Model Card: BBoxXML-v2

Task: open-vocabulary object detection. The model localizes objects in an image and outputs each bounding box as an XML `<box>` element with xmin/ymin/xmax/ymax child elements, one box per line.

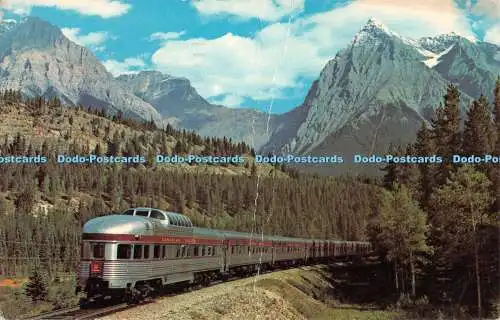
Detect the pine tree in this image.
<box><xmin>381</xmin><ymin>144</ymin><xmax>405</xmax><ymax>190</ymax></box>
<box><xmin>25</xmin><ymin>269</ymin><xmax>48</xmax><ymax>302</ymax></box>
<box><xmin>414</xmin><ymin>122</ymin><xmax>436</xmax><ymax>207</ymax></box>
<box><xmin>430</xmin><ymin>165</ymin><xmax>493</xmax><ymax>317</ymax></box>
<box><xmin>493</xmin><ymin>78</ymin><xmax>500</xmax><ymax>211</ymax></box>
<box><xmin>463</xmin><ymin>95</ymin><xmax>493</xmax><ymax>157</ymax></box>
<box><xmin>432</xmin><ymin>84</ymin><xmax>462</xmax><ymax>186</ymax></box>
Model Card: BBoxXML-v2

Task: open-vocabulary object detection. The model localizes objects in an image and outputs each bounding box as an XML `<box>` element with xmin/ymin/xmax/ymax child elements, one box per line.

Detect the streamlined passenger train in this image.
<box><xmin>77</xmin><ymin>208</ymin><xmax>371</xmax><ymax>303</ymax></box>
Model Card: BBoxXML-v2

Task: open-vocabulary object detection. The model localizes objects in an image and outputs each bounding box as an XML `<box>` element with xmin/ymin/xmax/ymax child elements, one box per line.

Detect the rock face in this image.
<box><xmin>117</xmin><ymin>71</ymin><xmax>275</xmax><ymax>150</ymax></box>
<box><xmin>2</xmin><ymin>16</ymin><xmax>499</xmax><ymax>168</ymax></box>
<box><xmin>0</xmin><ymin>17</ymin><xmax>163</xmax><ymax>124</ymax></box>
<box><xmin>262</xmin><ymin>18</ymin><xmax>500</xmax><ymax>175</ymax></box>
<box><xmin>0</xmin><ymin>17</ymin><xmax>275</xmax><ymax>150</ymax></box>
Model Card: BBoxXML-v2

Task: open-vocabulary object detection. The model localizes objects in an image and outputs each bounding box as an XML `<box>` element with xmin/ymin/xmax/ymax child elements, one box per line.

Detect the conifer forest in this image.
<box><xmin>0</xmin><ymin>80</ymin><xmax>499</xmax><ymax>319</ymax></box>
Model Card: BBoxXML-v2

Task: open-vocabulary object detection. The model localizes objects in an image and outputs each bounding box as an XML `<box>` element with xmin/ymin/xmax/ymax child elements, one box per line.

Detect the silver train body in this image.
<box><xmin>77</xmin><ymin>208</ymin><xmax>371</xmax><ymax>299</ymax></box>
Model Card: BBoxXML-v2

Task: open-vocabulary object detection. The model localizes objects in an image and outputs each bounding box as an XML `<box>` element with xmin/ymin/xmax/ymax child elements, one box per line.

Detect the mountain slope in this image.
<box><xmin>262</xmin><ymin>18</ymin><xmax>499</xmax><ymax>175</ymax></box>
<box><xmin>118</xmin><ymin>71</ymin><xmax>276</xmax><ymax>150</ymax></box>
<box><xmin>0</xmin><ymin>17</ymin><xmax>164</xmax><ymax>125</ymax></box>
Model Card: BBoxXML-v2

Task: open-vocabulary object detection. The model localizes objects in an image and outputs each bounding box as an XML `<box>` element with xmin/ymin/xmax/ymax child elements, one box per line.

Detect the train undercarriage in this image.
<box><xmin>77</xmin><ymin>255</ymin><xmax>356</xmax><ymax>307</ymax></box>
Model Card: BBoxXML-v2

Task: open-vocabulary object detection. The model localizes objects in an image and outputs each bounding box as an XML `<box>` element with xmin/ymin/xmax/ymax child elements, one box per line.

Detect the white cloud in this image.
<box><xmin>484</xmin><ymin>23</ymin><xmax>500</xmax><ymax>45</ymax></box>
<box><xmin>103</xmin><ymin>57</ymin><xmax>147</xmax><ymax>76</ymax></box>
<box><xmin>190</xmin><ymin>0</ymin><xmax>305</xmax><ymax>21</ymax></box>
<box><xmin>149</xmin><ymin>0</ymin><xmax>474</xmax><ymax>106</ymax></box>
<box><xmin>151</xmin><ymin>26</ymin><xmax>323</xmax><ymax>103</ymax></box>
<box><xmin>472</xmin><ymin>0</ymin><xmax>500</xmax><ymax>19</ymax></box>
<box><xmin>210</xmin><ymin>94</ymin><xmax>245</xmax><ymax>108</ymax></box>
<box><xmin>61</xmin><ymin>27</ymin><xmax>111</xmax><ymax>52</ymax></box>
<box><xmin>3</xmin><ymin>0</ymin><xmax>130</xmax><ymax>18</ymax></box>
<box><xmin>148</xmin><ymin>31</ymin><xmax>186</xmax><ymax>42</ymax></box>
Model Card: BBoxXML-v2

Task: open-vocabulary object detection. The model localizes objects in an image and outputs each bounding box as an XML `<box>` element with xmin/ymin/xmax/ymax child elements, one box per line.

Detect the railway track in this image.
<box><xmin>21</xmin><ymin>269</ymin><xmax>276</xmax><ymax>320</ymax></box>
<box><xmin>21</xmin><ymin>261</ymin><xmax>360</xmax><ymax>320</ymax></box>
<box><xmin>22</xmin><ymin>302</ymin><xmax>139</xmax><ymax>320</ymax></box>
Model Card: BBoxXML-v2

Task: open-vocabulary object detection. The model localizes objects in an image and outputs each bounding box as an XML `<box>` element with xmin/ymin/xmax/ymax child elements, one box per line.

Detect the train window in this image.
<box><xmin>136</xmin><ymin>210</ymin><xmax>149</xmax><ymax>217</ymax></box>
<box><xmin>123</xmin><ymin>209</ymin><xmax>135</xmax><ymax>215</ymax></box>
<box><xmin>162</xmin><ymin>245</ymin><xmax>167</xmax><ymax>259</ymax></box>
<box><xmin>212</xmin><ymin>247</ymin><xmax>216</xmax><ymax>256</ymax></box>
<box><xmin>144</xmin><ymin>245</ymin><xmax>150</xmax><ymax>259</ymax></box>
<box><xmin>201</xmin><ymin>246</ymin><xmax>206</xmax><ymax>256</ymax></box>
<box><xmin>91</xmin><ymin>243</ymin><xmax>105</xmax><ymax>259</ymax></box>
<box><xmin>134</xmin><ymin>245</ymin><xmax>143</xmax><ymax>259</ymax></box>
<box><xmin>231</xmin><ymin>246</ymin><xmax>235</xmax><ymax>254</ymax></box>
<box><xmin>182</xmin><ymin>245</ymin><xmax>187</xmax><ymax>258</ymax></box>
<box><xmin>117</xmin><ymin>244</ymin><xmax>131</xmax><ymax>259</ymax></box>
<box><xmin>176</xmin><ymin>246</ymin><xmax>181</xmax><ymax>258</ymax></box>
<box><xmin>154</xmin><ymin>245</ymin><xmax>161</xmax><ymax>258</ymax></box>
<box><xmin>150</xmin><ymin>210</ymin><xmax>165</xmax><ymax>220</ymax></box>
<box><xmin>194</xmin><ymin>246</ymin><xmax>199</xmax><ymax>256</ymax></box>
<box><xmin>207</xmin><ymin>246</ymin><xmax>212</xmax><ymax>256</ymax></box>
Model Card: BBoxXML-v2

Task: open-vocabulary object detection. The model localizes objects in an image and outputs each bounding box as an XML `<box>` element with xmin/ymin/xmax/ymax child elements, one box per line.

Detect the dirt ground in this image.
<box><xmin>98</xmin><ymin>265</ymin><xmax>400</xmax><ymax>320</ymax></box>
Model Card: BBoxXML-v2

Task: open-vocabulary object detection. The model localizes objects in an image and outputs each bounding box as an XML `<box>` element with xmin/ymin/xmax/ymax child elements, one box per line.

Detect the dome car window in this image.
<box><xmin>135</xmin><ymin>210</ymin><xmax>149</xmax><ymax>217</ymax></box>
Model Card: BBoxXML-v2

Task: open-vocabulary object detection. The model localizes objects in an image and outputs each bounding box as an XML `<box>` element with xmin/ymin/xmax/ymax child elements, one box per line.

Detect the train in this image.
<box><xmin>76</xmin><ymin>207</ymin><xmax>372</xmax><ymax>304</ymax></box>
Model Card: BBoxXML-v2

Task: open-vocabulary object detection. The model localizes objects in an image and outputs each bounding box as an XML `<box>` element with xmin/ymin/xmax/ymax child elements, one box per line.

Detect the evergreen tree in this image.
<box><xmin>430</xmin><ymin>165</ymin><xmax>493</xmax><ymax>317</ymax></box>
<box><xmin>381</xmin><ymin>144</ymin><xmax>403</xmax><ymax>190</ymax></box>
<box><xmin>432</xmin><ymin>84</ymin><xmax>462</xmax><ymax>186</ymax></box>
<box><xmin>414</xmin><ymin>122</ymin><xmax>436</xmax><ymax>207</ymax></box>
<box><xmin>463</xmin><ymin>95</ymin><xmax>494</xmax><ymax>157</ymax></box>
<box><xmin>493</xmin><ymin>78</ymin><xmax>500</xmax><ymax>211</ymax></box>
<box><xmin>24</xmin><ymin>269</ymin><xmax>48</xmax><ymax>302</ymax></box>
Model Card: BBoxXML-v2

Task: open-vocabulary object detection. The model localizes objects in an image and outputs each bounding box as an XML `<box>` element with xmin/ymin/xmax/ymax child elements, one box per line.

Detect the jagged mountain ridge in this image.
<box><xmin>262</xmin><ymin>18</ymin><xmax>500</xmax><ymax>175</ymax></box>
<box><xmin>0</xmin><ymin>17</ymin><xmax>274</xmax><ymax>149</ymax></box>
<box><xmin>1</xmin><ymin>16</ymin><xmax>499</xmax><ymax>170</ymax></box>
<box><xmin>0</xmin><ymin>16</ymin><xmax>164</xmax><ymax>124</ymax></box>
<box><xmin>117</xmin><ymin>71</ymin><xmax>275</xmax><ymax>150</ymax></box>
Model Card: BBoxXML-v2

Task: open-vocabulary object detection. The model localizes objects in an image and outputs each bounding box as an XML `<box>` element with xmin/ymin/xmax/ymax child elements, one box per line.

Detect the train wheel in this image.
<box><xmin>79</xmin><ymin>297</ymin><xmax>91</xmax><ymax>309</ymax></box>
<box><xmin>125</xmin><ymin>288</ymin><xmax>142</xmax><ymax>305</ymax></box>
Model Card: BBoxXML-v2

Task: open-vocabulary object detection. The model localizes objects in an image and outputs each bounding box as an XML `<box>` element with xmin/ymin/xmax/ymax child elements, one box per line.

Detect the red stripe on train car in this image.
<box><xmin>273</xmin><ymin>242</ymin><xmax>306</xmax><ymax>247</ymax></box>
<box><xmin>227</xmin><ymin>240</ymin><xmax>273</xmax><ymax>246</ymax></box>
<box><xmin>82</xmin><ymin>233</ymin><xmax>223</xmax><ymax>245</ymax></box>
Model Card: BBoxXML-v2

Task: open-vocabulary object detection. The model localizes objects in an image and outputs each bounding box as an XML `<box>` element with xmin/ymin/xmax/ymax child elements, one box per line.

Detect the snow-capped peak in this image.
<box><xmin>0</xmin><ymin>18</ymin><xmax>18</xmax><ymax>33</ymax></box>
<box><xmin>366</xmin><ymin>17</ymin><xmax>387</xmax><ymax>30</ymax></box>
<box><xmin>419</xmin><ymin>32</ymin><xmax>478</xmax><ymax>53</ymax></box>
<box><xmin>422</xmin><ymin>44</ymin><xmax>455</xmax><ymax>68</ymax></box>
<box><xmin>1</xmin><ymin>19</ymin><xmax>18</xmax><ymax>24</ymax></box>
<box><xmin>352</xmin><ymin>17</ymin><xmax>397</xmax><ymax>45</ymax></box>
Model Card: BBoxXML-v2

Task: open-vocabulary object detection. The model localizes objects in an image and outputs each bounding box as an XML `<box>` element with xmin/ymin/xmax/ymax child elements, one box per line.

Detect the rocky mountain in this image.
<box><xmin>262</xmin><ymin>18</ymin><xmax>500</xmax><ymax>175</ymax></box>
<box><xmin>117</xmin><ymin>71</ymin><xmax>275</xmax><ymax>150</ymax></box>
<box><xmin>0</xmin><ymin>17</ymin><xmax>274</xmax><ymax>150</ymax></box>
<box><xmin>0</xmin><ymin>16</ymin><xmax>164</xmax><ymax>124</ymax></box>
<box><xmin>2</xmin><ymin>16</ymin><xmax>499</xmax><ymax>173</ymax></box>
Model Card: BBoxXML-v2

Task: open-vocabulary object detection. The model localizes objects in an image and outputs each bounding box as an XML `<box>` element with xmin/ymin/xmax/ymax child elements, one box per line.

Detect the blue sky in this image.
<box><xmin>1</xmin><ymin>0</ymin><xmax>500</xmax><ymax>114</ymax></box>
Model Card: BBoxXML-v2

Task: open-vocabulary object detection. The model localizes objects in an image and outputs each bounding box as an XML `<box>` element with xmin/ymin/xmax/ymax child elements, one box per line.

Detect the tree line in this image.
<box><xmin>371</xmin><ymin>80</ymin><xmax>500</xmax><ymax>318</ymax></box>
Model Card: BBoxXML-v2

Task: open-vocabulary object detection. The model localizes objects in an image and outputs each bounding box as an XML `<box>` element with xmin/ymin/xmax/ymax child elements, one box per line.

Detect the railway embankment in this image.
<box><xmin>99</xmin><ymin>262</ymin><xmax>402</xmax><ymax>320</ymax></box>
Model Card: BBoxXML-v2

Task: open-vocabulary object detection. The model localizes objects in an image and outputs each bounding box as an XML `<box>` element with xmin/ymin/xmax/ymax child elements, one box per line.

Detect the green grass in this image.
<box><xmin>312</xmin><ymin>305</ymin><xmax>400</xmax><ymax>320</ymax></box>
